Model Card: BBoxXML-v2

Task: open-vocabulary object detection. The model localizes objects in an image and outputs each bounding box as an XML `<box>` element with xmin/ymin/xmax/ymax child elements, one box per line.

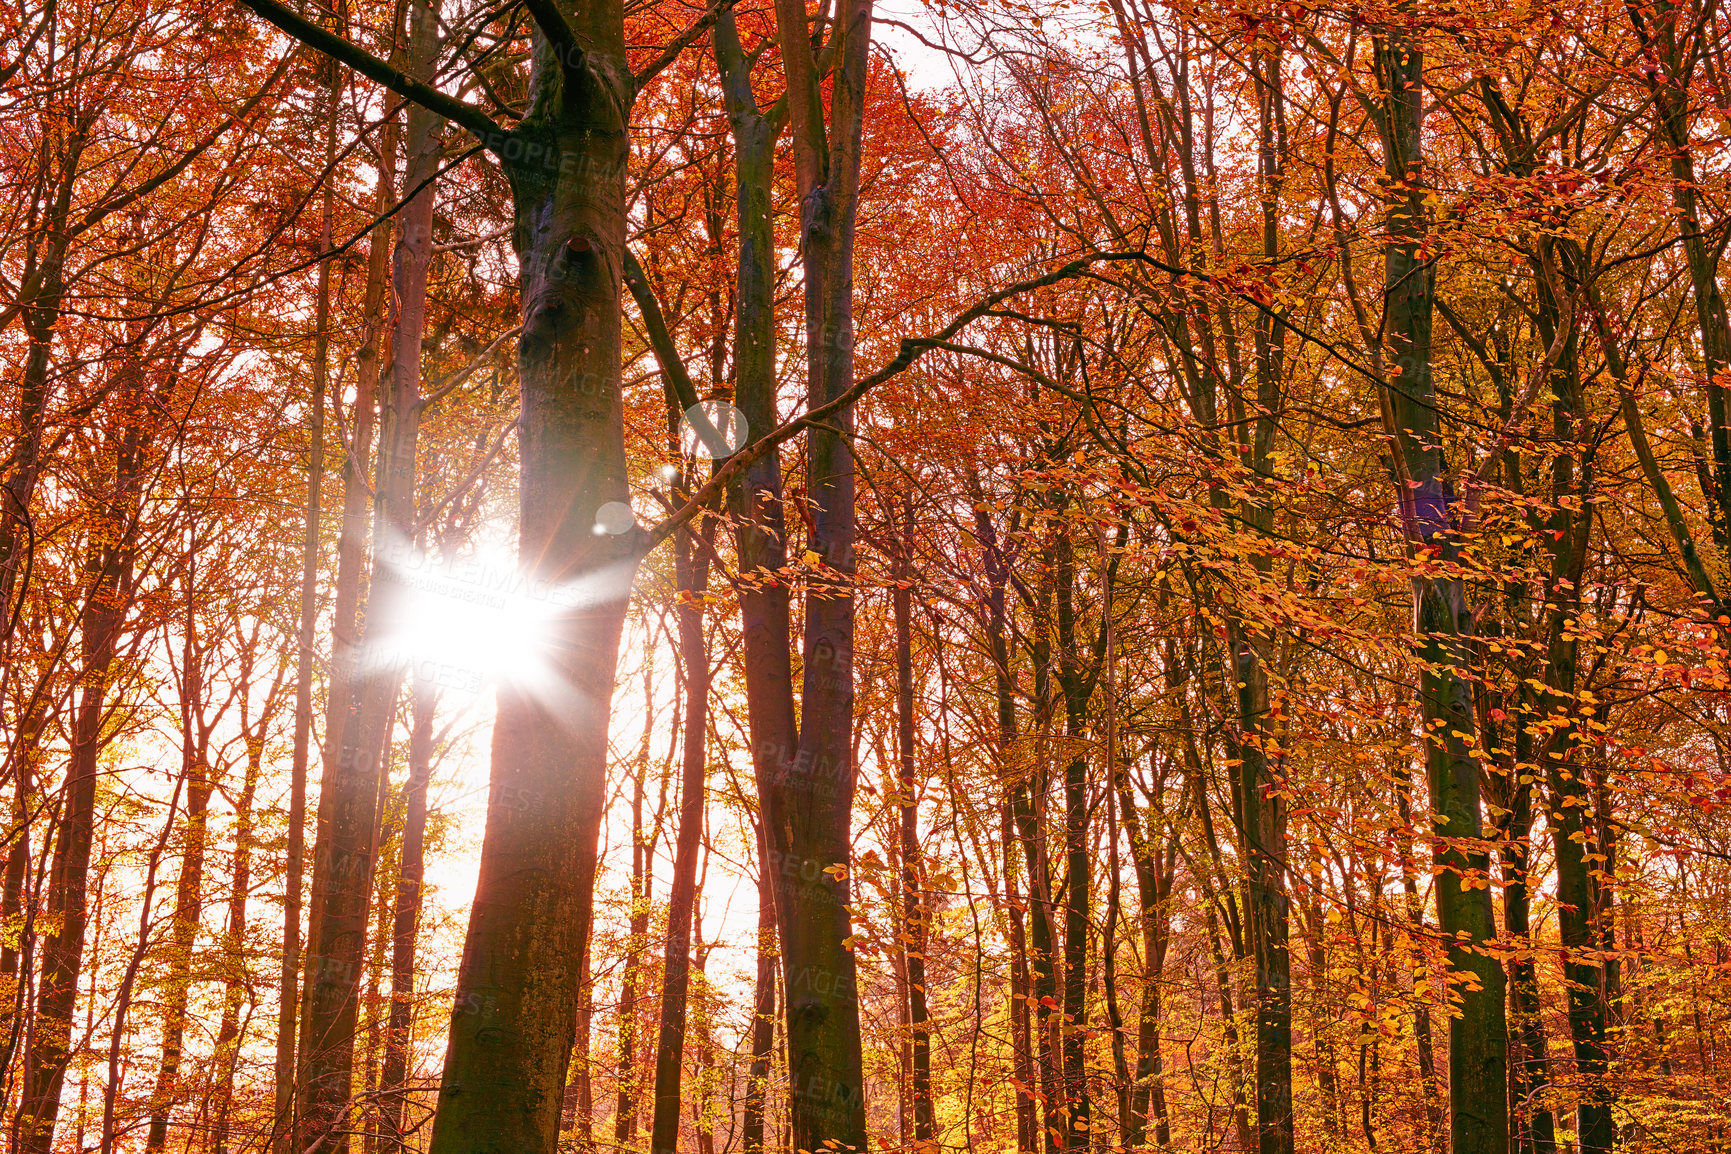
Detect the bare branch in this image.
<box><xmin>235</xmin><ymin>0</ymin><xmax>510</xmax><ymax>149</ymax></box>
<box><xmin>632</xmin><ymin>0</ymin><xmax>727</xmax><ymax>92</ymax></box>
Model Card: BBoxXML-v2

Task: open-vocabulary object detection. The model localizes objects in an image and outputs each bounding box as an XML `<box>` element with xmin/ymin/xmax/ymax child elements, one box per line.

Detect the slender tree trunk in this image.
<box><xmin>648</xmin><ymin>517</ymin><xmax>713</xmax><ymax>1154</ymax></box>
<box><xmin>972</xmin><ymin>495</ymin><xmax>1037</xmax><ymax>1154</ymax></box>
<box><xmin>0</xmin><ymin>99</ymin><xmax>85</xmax><ymax>1142</ymax></box>
<box><xmin>893</xmin><ymin>500</ymin><xmax>933</xmax><ymax>1148</ymax></box>
<box><xmin>618</xmin><ymin>673</ymin><xmax>654</xmax><ymax>1151</ymax></box>
<box><xmin>0</xmin><ymin>126</ymin><xmax>86</xmax><ymax>647</ymax></box>
<box><xmin>743</xmin><ymin>819</ymin><xmax>777</xmax><ymax>1154</ymax></box>
<box><xmin>98</xmin><ymin>755</ymin><xmax>186</xmax><ymax>1154</ymax></box>
<box><xmin>1494</xmin><ymin>708</ymin><xmax>1555</xmax><ymax>1154</ymax></box>
<box><xmin>144</xmin><ymin>609</ymin><xmax>219</xmax><ymax>1151</ymax></box>
<box><xmin>1393</xmin><ymin>761</ymin><xmax>1445</xmax><ymax>1152</ymax></box>
<box><xmin>1019</xmin><ymin>579</ymin><xmax>1064</xmax><ymax>1154</ymax></box>
<box><xmin>561</xmin><ymin>949</ymin><xmax>596</xmax><ymax>1146</ymax></box>
<box><xmin>1117</xmin><ymin>752</ymin><xmax>1175</xmax><ymax>1151</ymax></box>
<box><xmin>214</xmin><ymin>691</ymin><xmax>270</xmax><ymax>1153</ymax></box>
<box><xmin>1633</xmin><ymin>0</ymin><xmax>1731</xmax><ymax>547</ymax></box>
<box><xmin>277</xmin><ymin>40</ymin><xmax>360</xmax><ymax>1151</ymax></box>
<box><xmin>297</xmin><ymin>0</ymin><xmax>439</xmax><ymax>1141</ymax></box>
<box><xmin>1177</xmin><ymin>686</ymin><xmax>1253</xmax><ymax>1154</ymax></box>
<box><xmin>692</xmin><ymin>943</ymin><xmax>717</xmax><ymax>1154</ymax></box>
<box><xmin>1049</xmin><ymin>527</ymin><xmax>1091</xmax><ymax>1154</ymax></box>
<box><xmin>0</xmin><ymin>699</ymin><xmax>42</xmax><ymax>1080</ymax></box>
<box><xmin>379</xmin><ymin>677</ymin><xmax>437</xmax><ymax>1147</ymax></box>
<box><xmin>16</xmin><ymin>360</ymin><xmax>150</xmax><ymax>1154</ymax></box>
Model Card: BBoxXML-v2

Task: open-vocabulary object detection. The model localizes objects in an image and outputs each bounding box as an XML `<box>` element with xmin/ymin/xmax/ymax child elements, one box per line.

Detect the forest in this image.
<box><xmin>4</xmin><ymin>0</ymin><xmax>1731</xmax><ymax>1150</ymax></box>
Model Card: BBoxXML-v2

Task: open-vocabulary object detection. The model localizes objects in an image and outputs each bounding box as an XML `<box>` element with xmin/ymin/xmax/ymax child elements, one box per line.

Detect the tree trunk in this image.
<box><xmin>744</xmin><ymin>826</ymin><xmax>778</xmax><ymax>1154</ymax></box>
<box><xmin>971</xmin><ymin>494</ymin><xmax>1037</xmax><ymax>1154</ymax></box>
<box><xmin>617</xmin><ymin>668</ymin><xmax>655</xmax><ymax>1150</ymax></box>
<box><xmin>16</xmin><ymin>352</ymin><xmax>151</xmax><ymax>1154</ymax></box>
<box><xmin>1393</xmin><ymin>759</ymin><xmax>1445</xmax><ymax>1152</ymax></box>
<box><xmin>893</xmin><ymin>499</ymin><xmax>934</xmax><ymax>1149</ymax></box>
<box><xmin>296</xmin><ymin>1</ymin><xmax>439</xmax><ymax>1130</ymax></box>
<box><xmin>648</xmin><ymin>514</ymin><xmax>713</xmax><ymax>1154</ymax></box>
<box><xmin>277</xmin><ymin>38</ymin><xmax>369</xmax><ymax>1151</ymax></box>
<box><xmin>214</xmin><ymin>683</ymin><xmax>270</xmax><ymax>1154</ymax></box>
<box><xmin>0</xmin><ymin>698</ymin><xmax>42</xmax><ymax>1082</ymax></box>
<box><xmin>144</xmin><ymin>608</ymin><xmax>219</xmax><ymax>1151</ymax></box>
<box><xmin>1491</xmin><ymin>706</ymin><xmax>1555</xmax><ymax>1154</ymax></box>
<box><xmin>1377</xmin><ymin>30</ymin><xmax>1509</xmax><ymax>1153</ymax></box>
<box><xmin>754</xmin><ymin>0</ymin><xmax>875</xmax><ymax>1144</ymax></box>
<box><xmin>715</xmin><ymin>15</ymin><xmax>802</xmax><ymax>1154</ymax></box>
<box><xmin>561</xmin><ymin>948</ymin><xmax>596</xmax><ymax>1146</ymax></box>
<box><xmin>1051</xmin><ymin>528</ymin><xmax>1091</xmax><ymax>1154</ymax></box>
<box><xmin>380</xmin><ymin>677</ymin><xmax>438</xmax><ymax>1147</ymax></box>
<box><xmin>426</xmin><ymin>6</ymin><xmax>636</xmax><ymax>1147</ymax></box>
<box><xmin>1117</xmin><ymin>752</ymin><xmax>1176</xmax><ymax>1150</ymax></box>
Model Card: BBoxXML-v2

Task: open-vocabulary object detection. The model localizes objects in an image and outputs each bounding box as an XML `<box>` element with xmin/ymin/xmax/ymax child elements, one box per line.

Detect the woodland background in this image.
<box><xmin>2</xmin><ymin>0</ymin><xmax>1730</xmax><ymax>1151</ymax></box>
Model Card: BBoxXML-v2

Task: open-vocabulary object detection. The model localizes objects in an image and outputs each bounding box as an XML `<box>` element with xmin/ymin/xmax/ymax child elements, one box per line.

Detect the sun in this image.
<box><xmin>368</xmin><ymin>542</ymin><xmax>566</xmax><ymax>696</ymax></box>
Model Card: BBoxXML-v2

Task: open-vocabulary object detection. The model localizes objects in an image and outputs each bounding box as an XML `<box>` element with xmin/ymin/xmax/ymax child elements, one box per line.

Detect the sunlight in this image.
<box><xmin>369</xmin><ymin>542</ymin><xmax>567</xmax><ymax>697</ymax></box>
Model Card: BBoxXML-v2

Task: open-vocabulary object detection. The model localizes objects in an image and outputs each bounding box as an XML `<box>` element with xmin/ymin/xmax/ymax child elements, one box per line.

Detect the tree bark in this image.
<box><xmin>296</xmin><ymin>0</ymin><xmax>440</xmax><ymax>1136</ymax></box>
<box><xmin>144</xmin><ymin>601</ymin><xmax>220</xmax><ymax>1150</ymax></box>
<box><xmin>1376</xmin><ymin>29</ymin><xmax>1509</xmax><ymax>1153</ymax></box>
<box><xmin>426</xmin><ymin>4</ymin><xmax>636</xmax><ymax>1147</ymax></box>
<box><xmin>275</xmin><ymin>36</ymin><xmax>341</xmax><ymax>1154</ymax></box>
<box><xmin>754</xmin><ymin>0</ymin><xmax>875</xmax><ymax>1143</ymax></box>
<box><xmin>893</xmin><ymin>501</ymin><xmax>933</xmax><ymax>1148</ymax></box>
<box><xmin>380</xmin><ymin>677</ymin><xmax>438</xmax><ymax>1147</ymax></box>
<box><xmin>648</xmin><ymin>511</ymin><xmax>713</xmax><ymax>1154</ymax></box>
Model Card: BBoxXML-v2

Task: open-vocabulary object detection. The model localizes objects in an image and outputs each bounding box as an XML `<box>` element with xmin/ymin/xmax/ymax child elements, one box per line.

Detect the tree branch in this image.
<box><xmin>236</xmin><ymin>0</ymin><xmax>510</xmax><ymax>149</ymax></box>
<box><xmin>521</xmin><ymin>0</ymin><xmax>585</xmax><ymax>75</ymax></box>
<box><xmin>632</xmin><ymin>0</ymin><xmax>727</xmax><ymax>92</ymax></box>
<box><xmin>642</xmin><ymin>251</ymin><xmax>1149</xmax><ymax>552</ymax></box>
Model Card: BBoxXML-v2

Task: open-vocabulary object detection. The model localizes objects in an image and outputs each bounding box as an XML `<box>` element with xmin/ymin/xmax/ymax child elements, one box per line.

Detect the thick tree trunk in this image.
<box><xmin>756</xmin><ymin>0</ymin><xmax>874</xmax><ymax>1144</ymax></box>
<box><xmin>426</xmin><ymin>7</ymin><xmax>635</xmax><ymax>1147</ymax></box>
<box><xmin>716</xmin><ymin>18</ymin><xmax>799</xmax><ymax>1154</ymax></box>
<box><xmin>1377</xmin><ymin>30</ymin><xmax>1509</xmax><ymax>1154</ymax></box>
